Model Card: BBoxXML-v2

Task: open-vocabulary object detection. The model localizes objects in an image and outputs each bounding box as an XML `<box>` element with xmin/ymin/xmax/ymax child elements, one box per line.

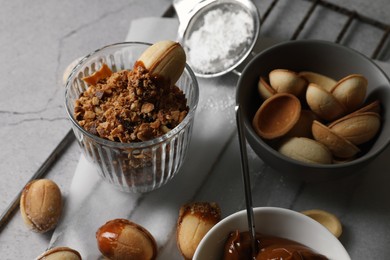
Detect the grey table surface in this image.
<box><xmin>1</xmin><ymin>0</ymin><xmax>390</xmax><ymax>259</ymax></box>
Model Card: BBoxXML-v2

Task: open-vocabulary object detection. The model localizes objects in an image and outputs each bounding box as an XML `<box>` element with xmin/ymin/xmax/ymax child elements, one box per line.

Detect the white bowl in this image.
<box><xmin>193</xmin><ymin>207</ymin><xmax>350</xmax><ymax>260</ymax></box>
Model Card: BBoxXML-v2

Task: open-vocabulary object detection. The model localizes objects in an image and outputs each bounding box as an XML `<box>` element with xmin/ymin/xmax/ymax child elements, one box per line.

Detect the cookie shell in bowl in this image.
<box><xmin>252</xmin><ymin>93</ymin><xmax>301</xmax><ymax>140</ymax></box>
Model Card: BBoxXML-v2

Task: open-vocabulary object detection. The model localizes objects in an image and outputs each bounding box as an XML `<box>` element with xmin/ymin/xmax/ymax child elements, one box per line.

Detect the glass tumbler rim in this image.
<box><xmin>65</xmin><ymin>41</ymin><xmax>199</xmax><ymax>149</ymax></box>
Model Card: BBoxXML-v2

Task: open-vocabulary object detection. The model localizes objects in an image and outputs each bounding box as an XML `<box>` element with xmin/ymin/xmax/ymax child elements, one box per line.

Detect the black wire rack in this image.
<box><xmin>261</xmin><ymin>0</ymin><xmax>390</xmax><ymax>60</ymax></box>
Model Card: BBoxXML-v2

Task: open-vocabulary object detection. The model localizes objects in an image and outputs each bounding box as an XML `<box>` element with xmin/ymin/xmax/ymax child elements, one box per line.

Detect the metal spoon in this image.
<box><xmin>235</xmin><ymin>105</ymin><xmax>257</xmax><ymax>259</ymax></box>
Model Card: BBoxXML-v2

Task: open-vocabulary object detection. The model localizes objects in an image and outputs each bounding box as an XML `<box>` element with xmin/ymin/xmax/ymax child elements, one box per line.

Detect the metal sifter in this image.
<box><xmin>173</xmin><ymin>0</ymin><xmax>260</xmax><ymax>78</ymax></box>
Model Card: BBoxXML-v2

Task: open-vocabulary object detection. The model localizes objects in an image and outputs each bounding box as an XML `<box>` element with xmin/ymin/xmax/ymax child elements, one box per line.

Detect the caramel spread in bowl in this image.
<box><xmin>74</xmin><ymin>63</ymin><xmax>188</xmax><ymax>143</ymax></box>
<box><xmin>223</xmin><ymin>231</ymin><xmax>328</xmax><ymax>260</ymax></box>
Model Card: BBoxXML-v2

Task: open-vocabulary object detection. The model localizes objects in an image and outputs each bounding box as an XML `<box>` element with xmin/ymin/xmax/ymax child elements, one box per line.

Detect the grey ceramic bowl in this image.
<box><xmin>236</xmin><ymin>40</ymin><xmax>390</xmax><ymax>182</ymax></box>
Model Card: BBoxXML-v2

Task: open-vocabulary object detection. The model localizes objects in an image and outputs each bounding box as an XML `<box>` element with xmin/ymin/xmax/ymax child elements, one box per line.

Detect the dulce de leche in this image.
<box><xmin>223</xmin><ymin>230</ymin><xmax>328</xmax><ymax>260</ymax></box>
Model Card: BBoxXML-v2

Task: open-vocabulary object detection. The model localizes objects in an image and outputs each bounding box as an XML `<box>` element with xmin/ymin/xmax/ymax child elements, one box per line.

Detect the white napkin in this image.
<box><xmin>49</xmin><ymin>17</ymin><xmax>239</xmax><ymax>259</ymax></box>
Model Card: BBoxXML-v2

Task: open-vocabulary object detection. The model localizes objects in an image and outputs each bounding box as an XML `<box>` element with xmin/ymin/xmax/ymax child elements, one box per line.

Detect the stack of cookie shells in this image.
<box><xmin>253</xmin><ymin>69</ymin><xmax>381</xmax><ymax>164</ymax></box>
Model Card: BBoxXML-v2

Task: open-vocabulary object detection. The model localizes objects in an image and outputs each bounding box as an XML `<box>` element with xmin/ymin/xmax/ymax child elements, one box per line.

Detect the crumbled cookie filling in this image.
<box><xmin>74</xmin><ymin>65</ymin><xmax>188</xmax><ymax>142</ymax></box>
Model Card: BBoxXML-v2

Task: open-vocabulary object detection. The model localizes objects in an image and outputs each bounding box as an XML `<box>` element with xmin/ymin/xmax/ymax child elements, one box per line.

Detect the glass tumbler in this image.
<box><xmin>65</xmin><ymin>42</ymin><xmax>199</xmax><ymax>193</ymax></box>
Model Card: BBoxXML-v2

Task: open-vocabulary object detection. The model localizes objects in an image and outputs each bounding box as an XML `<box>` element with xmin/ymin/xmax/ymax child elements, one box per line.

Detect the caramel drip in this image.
<box><xmin>96</xmin><ymin>219</ymin><xmax>126</xmax><ymax>258</ymax></box>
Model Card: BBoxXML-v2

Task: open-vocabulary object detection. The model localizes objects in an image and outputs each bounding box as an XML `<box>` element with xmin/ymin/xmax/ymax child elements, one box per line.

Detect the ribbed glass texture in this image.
<box><xmin>65</xmin><ymin>42</ymin><xmax>199</xmax><ymax>193</ymax></box>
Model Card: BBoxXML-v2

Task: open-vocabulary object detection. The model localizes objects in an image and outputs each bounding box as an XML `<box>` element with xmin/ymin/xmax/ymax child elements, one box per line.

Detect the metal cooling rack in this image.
<box><xmin>261</xmin><ymin>0</ymin><xmax>390</xmax><ymax>59</ymax></box>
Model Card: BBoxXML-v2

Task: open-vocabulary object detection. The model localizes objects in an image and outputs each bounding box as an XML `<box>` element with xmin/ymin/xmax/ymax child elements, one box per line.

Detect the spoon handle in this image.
<box><xmin>235</xmin><ymin>105</ymin><xmax>257</xmax><ymax>259</ymax></box>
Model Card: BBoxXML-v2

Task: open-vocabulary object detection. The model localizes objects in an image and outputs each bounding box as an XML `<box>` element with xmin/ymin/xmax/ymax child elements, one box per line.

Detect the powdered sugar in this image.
<box><xmin>185</xmin><ymin>7</ymin><xmax>255</xmax><ymax>75</ymax></box>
